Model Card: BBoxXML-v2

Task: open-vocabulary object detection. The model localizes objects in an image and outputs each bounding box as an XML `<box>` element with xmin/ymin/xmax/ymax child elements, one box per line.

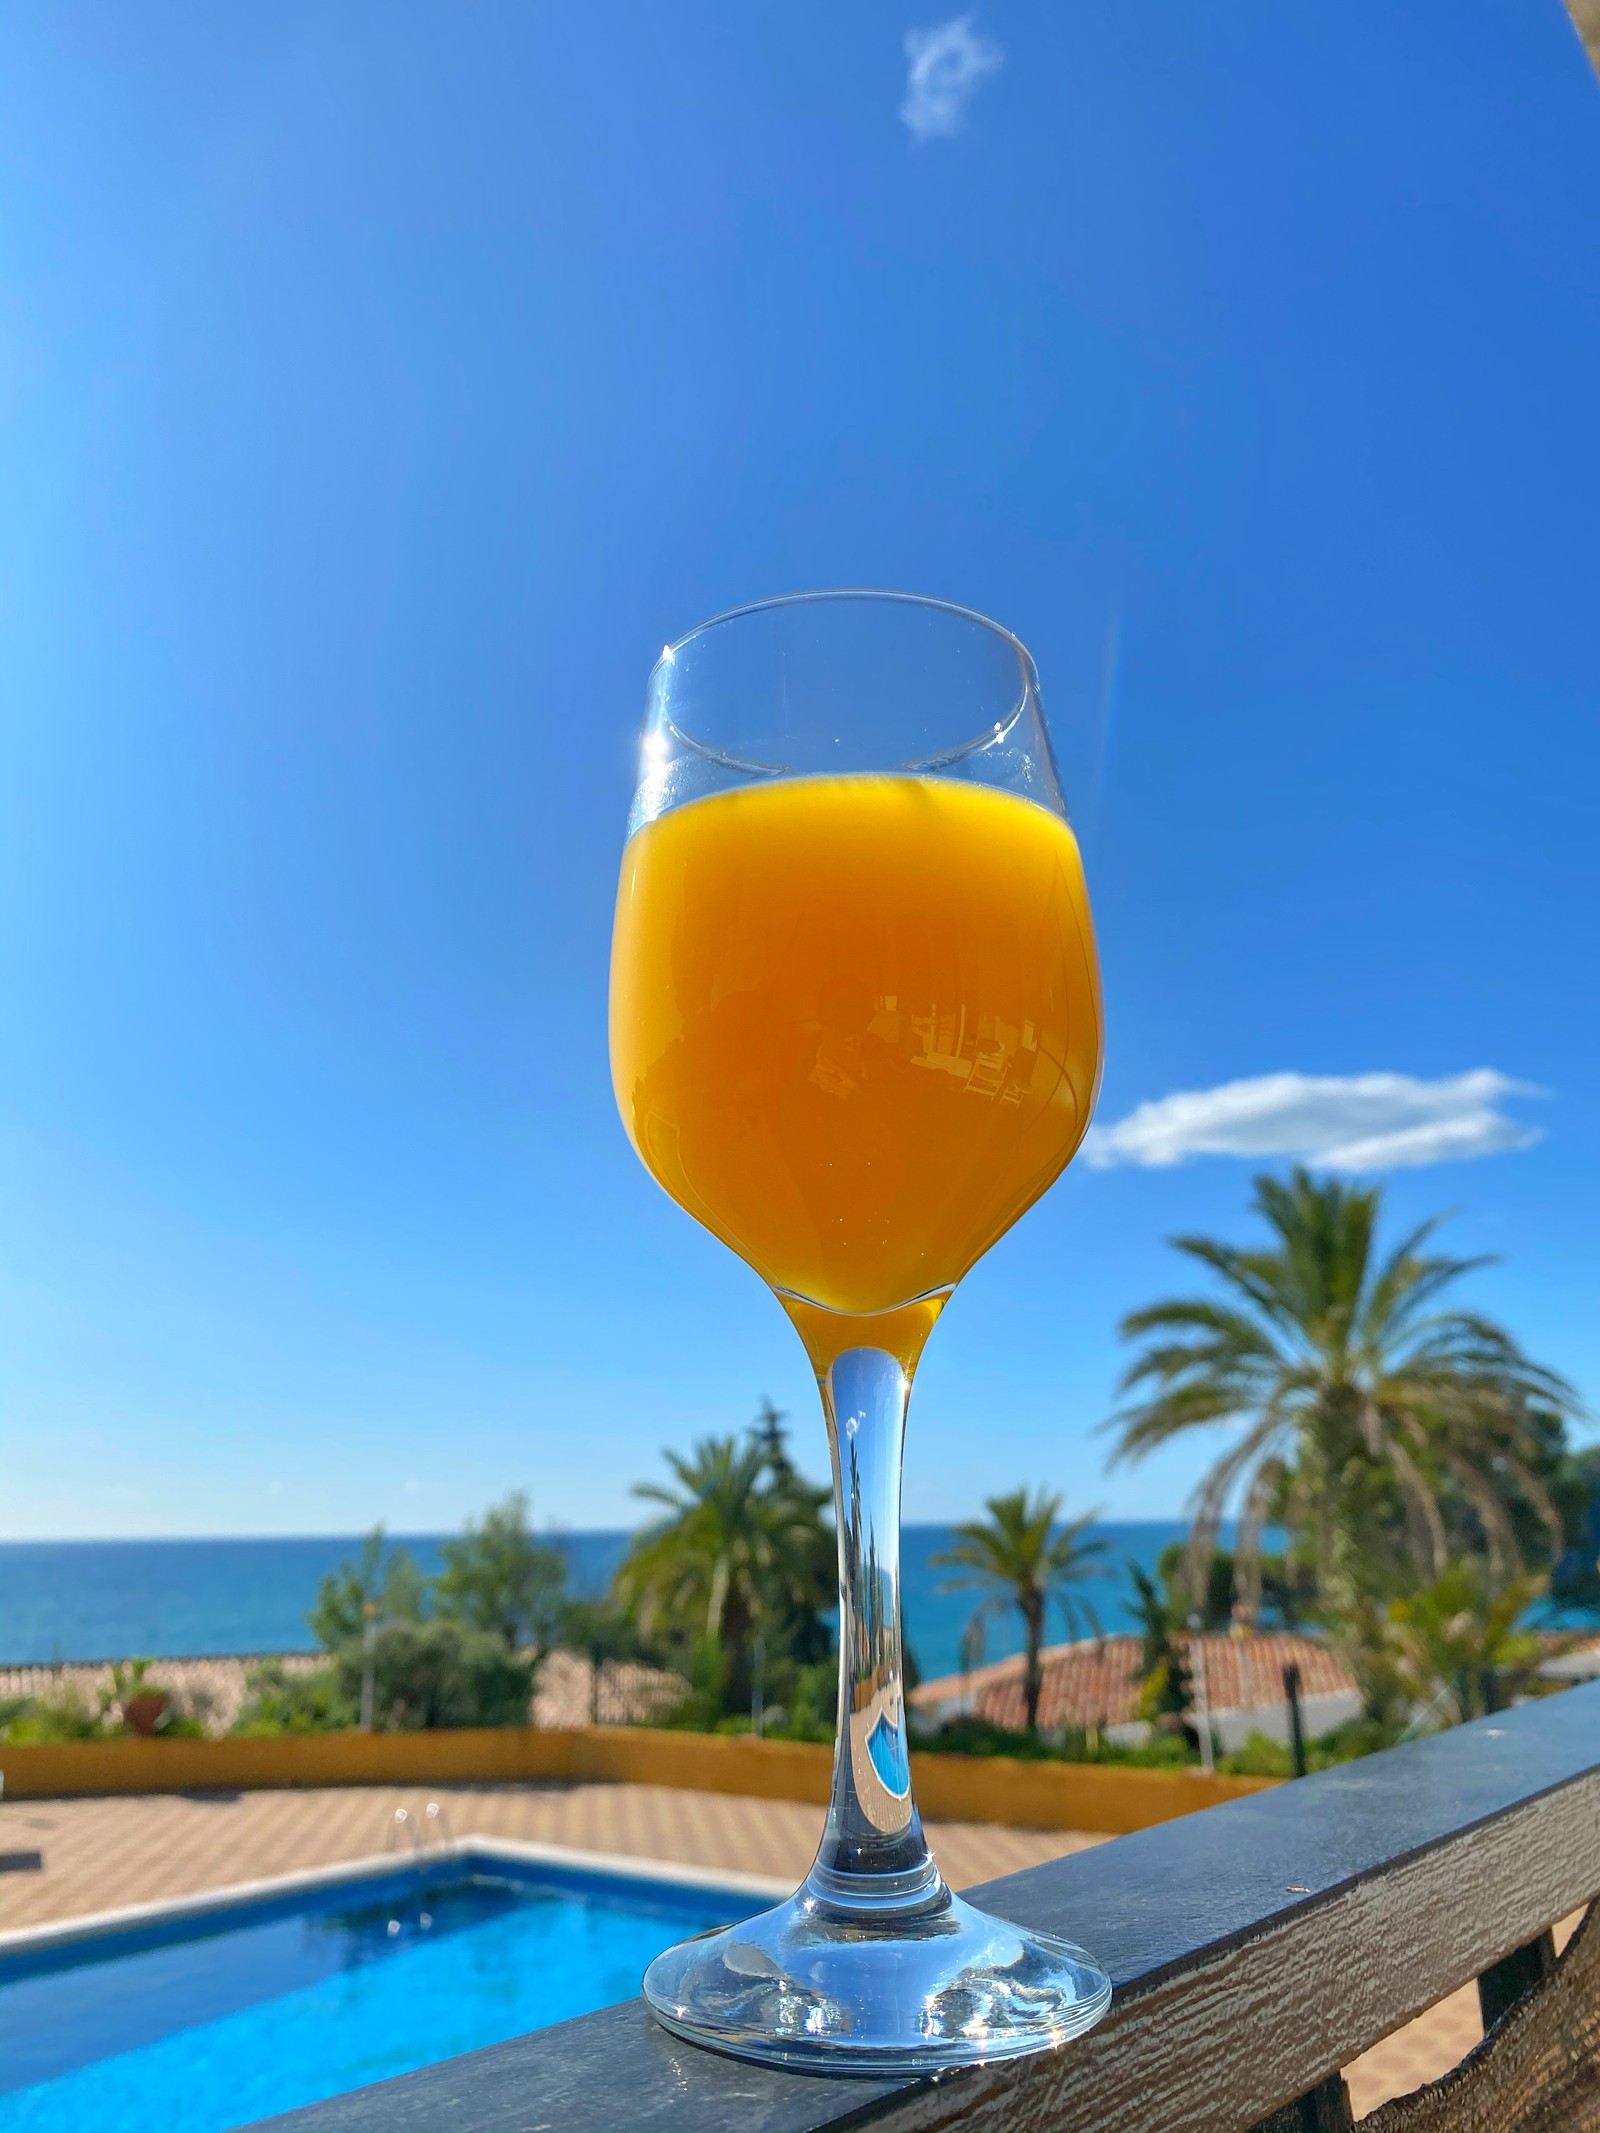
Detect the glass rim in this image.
<box><xmin>648</xmin><ymin>588</ymin><xmax>1039</xmax><ymax>690</ymax></box>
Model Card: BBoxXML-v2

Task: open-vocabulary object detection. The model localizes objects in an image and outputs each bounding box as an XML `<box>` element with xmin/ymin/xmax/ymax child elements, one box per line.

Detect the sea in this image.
<box><xmin>0</xmin><ymin>1524</ymin><xmax>1208</xmax><ymax>1684</ymax></box>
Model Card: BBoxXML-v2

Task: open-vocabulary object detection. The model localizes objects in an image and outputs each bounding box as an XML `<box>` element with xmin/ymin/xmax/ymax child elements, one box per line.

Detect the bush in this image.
<box><xmin>0</xmin><ymin>1684</ymin><xmax>107</xmax><ymax>1743</ymax></box>
<box><xmin>233</xmin><ymin>1661</ymin><xmax>355</xmax><ymax>1736</ymax></box>
<box><xmin>1216</xmin><ymin>1730</ymin><xmax>1296</xmax><ymax>1777</ymax></box>
<box><xmin>770</xmin><ymin>1659</ymin><xmax>837</xmax><ymax>1742</ymax></box>
<box><xmin>1217</xmin><ymin>1718</ymin><xmax>1406</xmax><ymax>1778</ymax></box>
<box><xmin>336</xmin><ymin>1619</ymin><xmax>533</xmax><ymax>1731</ymax></box>
<box><xmin>922</xmin><ymin>1716</ymin><xmax>1067</xmax><ymax>1762</ymax></box>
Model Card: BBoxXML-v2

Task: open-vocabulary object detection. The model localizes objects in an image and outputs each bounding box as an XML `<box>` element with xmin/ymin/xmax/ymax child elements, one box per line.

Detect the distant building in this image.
<box><xmin>909</xmin><ymin>1631</ymin><xmax>1361</xmax><ymax>1752</ymax></box>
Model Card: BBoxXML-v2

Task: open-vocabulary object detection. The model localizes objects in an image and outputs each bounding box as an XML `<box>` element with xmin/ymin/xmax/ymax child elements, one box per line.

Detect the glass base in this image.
<box><xmin>642</xmin><ymin>1876</ymin><xmax>1112</xmax><ymax>2075</ymax></box>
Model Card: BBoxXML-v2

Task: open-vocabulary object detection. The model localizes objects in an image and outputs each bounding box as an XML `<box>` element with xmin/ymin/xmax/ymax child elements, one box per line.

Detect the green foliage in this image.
<box><xmin>615</xmin><ymin>1405</ymin><xmax>833</xmax><ymax>1723</ymax></box>
<box><xmin>1549</xmin><ymin>1444</ymin><xmax>1600</xmax><ymax>1616</ymax></box>
<box><xmin>233</xmin><ymin>1661</ymin><xmax>356</xmax><ymax>1736</ymax></box>
<box><xmin>1108</xmin><ymin>1168</ymin><xmax>1578</xmax><ymax>1691</ymax></box>
<box><xmin>921</xmin><ymin>1715</ymin><xmax>1068</xmax><ymax>1762</ymax></box>
<box><xmin>108</xmin><ymin>1657</ymin><xmax>156</xmax><ymax>1704</ymax></box>
<box><xmin>770</xmin><ymin>1658</ymin><xmax>838</xmax><ymax>1742</ymax></box>
<box><xmin>1382</xmin><ymin>1562</ymin><xmax>1549</xmax><ymax>1726</ymax></box>
<box><xmin>309</xmin><ymin>1526</ymin><xmax>427</xmax><ymax>1651</ymax></box>
<box><xmin>748</xmin><ymin>1402</ymin><xmax>836</xmax><ymax>1675</ymax></box>
<box><xmin>915</xmin><ymin>1710</ymin><xmax>1401</xmax><ymax>1774</ymax></box>
<box><xmin>334</xmin><ymin>1618</ymin><xmax>534</xmax><ymax>1731</ymax></box>
<box><xmin>0</xmin><ymin>1664</ymin><xmax>216</xmax><ymax>1742</ymax></box>
<box><xmin>1218</xmin><ymin>1717</ymin><xmax>1408</xmax><ymax>1777</ymax></box>
<box><xmin>1153</xmin><ymin>1541</ymin><xmax>1315</xmax><ymax>1633</ymax></box>
<box><xmin>0</xmin><ymin>1683</ymin><xmax>107</xmax><ymax>1742</ymax></box>
<box><xmin>236</xmin><ymin>1620</ymin><xmax>536</xmax><ymax>1737</ymax></box>
<box><xmin>435</xmin><ymin>1492</ymin><xmax>567</xmax><ymax>1657</ymax></box>
<box><xmin>934</xmin><ymin>1487</ymin><xmax>1107</xmax><ymax>1734</ymax></box>
<box><xmin>919</xmin><ymin>1716</ymin><xmax>1203</xmax><ymax>1768</ymax></box>
<box><xmin>1128</xmin><ymin>1562</ymin><xmax>1192</xmax><ymax>1727</ymax></box>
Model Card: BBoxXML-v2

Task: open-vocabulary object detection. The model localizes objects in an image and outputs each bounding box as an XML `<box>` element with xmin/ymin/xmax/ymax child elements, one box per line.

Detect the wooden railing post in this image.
<box><xmin>1478</xmin><ymin>1928</ymin><xmax>1558</xmax><ymax>2033</ymax></box>
<box><xmin>1251</xmin><ymin>2072</ymin><xmax>1354</xmax><ymax>2131</ymax></box>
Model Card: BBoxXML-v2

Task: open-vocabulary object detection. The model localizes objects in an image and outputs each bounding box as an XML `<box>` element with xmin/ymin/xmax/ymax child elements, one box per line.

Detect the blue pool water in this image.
<box><xmin>0</xmin><ymin>1861</ymin><xmax>757</xmax><ymax>2131</ymax></box>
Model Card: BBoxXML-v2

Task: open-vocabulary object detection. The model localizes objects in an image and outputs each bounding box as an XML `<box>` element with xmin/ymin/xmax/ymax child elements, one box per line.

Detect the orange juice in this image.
<box><xmin>609</xmin><ymin>774</ymin><xmax>1101</xmax><ymax>1355</ymax></box>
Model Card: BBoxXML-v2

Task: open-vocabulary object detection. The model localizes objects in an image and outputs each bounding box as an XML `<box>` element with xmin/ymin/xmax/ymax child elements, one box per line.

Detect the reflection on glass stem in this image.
<box><xmin>808</xmin><ymin>1345</ymin><xmax>941</xmax><ymax>1912</ymax></box>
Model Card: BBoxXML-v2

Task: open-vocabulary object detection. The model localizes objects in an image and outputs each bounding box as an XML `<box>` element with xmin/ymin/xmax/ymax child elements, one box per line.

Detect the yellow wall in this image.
<box><xmin>0</xmin><ymin>1725</ymin><xmax>1273</xmax><ymax>1831</ymax></box>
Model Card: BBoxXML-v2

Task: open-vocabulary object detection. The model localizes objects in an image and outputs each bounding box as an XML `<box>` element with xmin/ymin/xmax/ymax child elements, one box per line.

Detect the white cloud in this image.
<box><xmin>1082</xmin><ymin>1069</ymin><xmax>1545</xmax><ymax>1173</ymax></box>
<box><xmin>901</xmin><ymin>13</ymin><xmax>1003</xmax><ymax>140</ymax></box>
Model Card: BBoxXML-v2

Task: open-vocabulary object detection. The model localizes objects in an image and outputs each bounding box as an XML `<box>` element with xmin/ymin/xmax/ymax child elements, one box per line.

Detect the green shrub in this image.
<box><xmin>0</xmin><ymin>1684</ymin><xmax>107</xmax><ymax>1743</ymax></box>
<box><xmin>1216</xmin><ymin>1730</ymin><xmax>1296</xmax><ymax>1777</ymax></box>
<box><xmin>912</xmin><ymin>1716</ymin><xmax>1205</xmax><ymax>1769</ymax></box>
<box><xmin>922</xmin><ymin>1716</ymin><xmax>1067</xmax><ymax>1762</ymax></box>
<box><xmin>1217</xmin><ymin>1718</ymin><xmax>1406</xmax><ymax>1778</ymax></box>
<box><xmin>233</xmin><ymin>1661</ymin><xmax>355</xmax><ymax>1736</ymax></box>
<box><xmin>335</xmin><ymin>1618</ymin><xmax>533</xmax><ymax>1731</ymax></box>
<box><xmin>770</xmin><ymin>1659</ymin><xmax>837</xmax><ymax>1742</ymax></box>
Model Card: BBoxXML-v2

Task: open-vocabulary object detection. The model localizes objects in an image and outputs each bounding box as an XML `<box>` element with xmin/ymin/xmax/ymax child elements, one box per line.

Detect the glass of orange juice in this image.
<box><xmin>609</xmin><ymin>591</ymin><xmax>1111</xmax><ymax>2073</ymax></box>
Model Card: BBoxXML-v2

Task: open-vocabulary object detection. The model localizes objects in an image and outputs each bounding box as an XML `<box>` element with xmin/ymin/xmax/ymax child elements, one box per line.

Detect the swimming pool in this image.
<box><xmin>0</xmin><ymin>1841</ymin><xmax>775</xmax><ymax>2132</ymax></box>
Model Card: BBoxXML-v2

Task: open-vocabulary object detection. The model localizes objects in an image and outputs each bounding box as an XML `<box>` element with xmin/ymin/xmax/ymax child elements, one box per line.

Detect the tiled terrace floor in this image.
<box><xmin>0</xmin><ymin>1781</ymin><xmax>1516</xmax><ymax>2119</ymax></box>
<box><xmin>0</xmin><ymin>1780</ymin><xmax>1096</xmax><ymax>1933</ymax></box>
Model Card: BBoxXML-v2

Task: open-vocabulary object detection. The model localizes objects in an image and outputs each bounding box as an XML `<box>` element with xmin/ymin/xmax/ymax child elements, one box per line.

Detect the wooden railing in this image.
<box><xmin>251</xmin><ymin>1682</ymin><xmax>1600</xmax><ymax>2132</ymax></box>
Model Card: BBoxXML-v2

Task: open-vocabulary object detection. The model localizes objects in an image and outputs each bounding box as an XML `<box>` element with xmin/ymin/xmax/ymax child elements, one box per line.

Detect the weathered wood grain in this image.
<box><xmin>1251</xmin><ymin>2076</ymin><xmax>1354</xmax><ymax>2133</ymax></box>
<box><xmin>1564</xmin><ymin>0</ymin><xmax>1600</xmax><ymax>83</ymax></box>
<box><xmin>855</xmin><ymin>1763</ymin><xmax>1600</xmax><ymax>2133</ymax></box>
<box><xmin>1478</xmin><ymin>1930</ymin><xmax>1557</xmax><ymax>2033</ymax></box>
<box><xmin>1363</xmin><ymin>1902</ymin><xmax>1600</xmax><ymax>2132</ymax></box>
<box><xmin>252</xmin><ymin>1687</ymin><xmax>1600</xmax><ymax>2133</ymax></box>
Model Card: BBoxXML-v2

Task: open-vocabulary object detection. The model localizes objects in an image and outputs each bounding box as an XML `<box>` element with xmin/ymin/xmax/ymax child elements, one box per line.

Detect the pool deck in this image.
<box><xmin>0</xmin><ymin>1778</ymin><xmax>1499</xmax><ymax>2117</ymax></box>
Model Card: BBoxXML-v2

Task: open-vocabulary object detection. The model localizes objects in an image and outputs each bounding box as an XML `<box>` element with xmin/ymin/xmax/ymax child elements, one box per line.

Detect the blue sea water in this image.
<box><xmin>0</xmin><ymin>1524</ymin><xmax>1204</xmax><ymax>1681</ymax></box>
<box><xmin>0</xmin><ymin>1868</ymin><xmax>750</xmax><ymax>2131</ymax></box>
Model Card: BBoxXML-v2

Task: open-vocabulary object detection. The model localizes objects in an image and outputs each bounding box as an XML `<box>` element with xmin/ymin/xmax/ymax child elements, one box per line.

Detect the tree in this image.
<box><xmin>1549</xmin><ymin>1444</ymin><xmax>1600</xmax><ymax>1616</ymax></box>
<box><xmin>615</xmin><ymin>1420</ymin><xmax>832</xmax><ymax>1719</ymax></box>
<box><xmin>309</xmin><ymin>1526</ymin><xmax>426</xmax><ymax>1651</ymax></box>
<box><xmin>1128</xmin><ymin>1561</ymin><xmax>1192</xmax><ymax>1731</ymax></box>
<box><xmin>234</xmin><ymin>1660</ymin><xmax>356</xmax><ymax>1736</ymax></box>
<box><xmin>335</xmin><ymin>1618</ymin><xmax>534</xmax><ymax>1731</ymax></box>
<box><xmin>933</xmin><ymin>1489</ymin><xmax>1108</xmax><ymax>1735</ymax></box>
<box><xmin>1381</xmin><ymin>1563</ymin><xmax>1548</xmax><ymax>1726</ymax></box>
<box><xmin>749</xmin><ymin>1402</ymin><xmax>835</xmax><ymax>1674</ymax></box>
<box><xmin>434</xmin><ymin>1492</ymin><xmax>568</xmax><ymax>1662</ymax></box>
<box><xmin>1107</xmin><ymin>1170</ymin><xmax>1577</xmax><ymax>1630</ymax></box>
<box><xmin>1153</xmin><ymin>1540</ymin><xmax>1315</xmax><ymax>1632</ymax></box>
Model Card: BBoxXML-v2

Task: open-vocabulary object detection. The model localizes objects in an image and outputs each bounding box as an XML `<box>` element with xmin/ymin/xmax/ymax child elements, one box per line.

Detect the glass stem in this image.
<box><xmin>804</xmin><ymin>1346</ymin><xmax>943</xmax><ymax>1917</ymax></box>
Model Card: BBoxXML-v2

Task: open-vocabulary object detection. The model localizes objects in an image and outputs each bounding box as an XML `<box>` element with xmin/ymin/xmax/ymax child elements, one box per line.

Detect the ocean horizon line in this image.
<box><xmin>0</xmin><ymin>1516</ymin><xmax>1194</xmax><ymax>1548</ymax></box>
<box><xmin>0</xmin><ymin>1522</ymin><xmax>1223</xmax><ymax>1676</ymax></box>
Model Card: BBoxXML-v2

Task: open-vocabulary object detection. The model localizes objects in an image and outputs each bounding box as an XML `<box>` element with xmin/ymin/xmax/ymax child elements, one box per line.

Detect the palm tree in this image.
<box><xmin>614</xmin><ymin>1427</ymin><xmax>831</xmax><ymax>1714</ymax></box>
<box><xmin>1383</xmin><ymin>1563</ymin><xmax>1549</xmax><ymax>1726</ymax></box>
<box><xmin>1108</xmin><ymin>1169</ymin><xmax>1577</xmax><ymax>1624</ymax></box>
<box><xmin>933</xmin><ymin>1489</ymin><xmax>1108</xmax><ymax>1734</ymax></box>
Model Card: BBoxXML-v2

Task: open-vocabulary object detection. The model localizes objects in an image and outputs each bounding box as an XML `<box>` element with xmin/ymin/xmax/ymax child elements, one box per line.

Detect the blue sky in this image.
<box><xmin>2</xmin><ymin>3</ymin><xmax>1598</xmax><ymax>1539</ymax></box>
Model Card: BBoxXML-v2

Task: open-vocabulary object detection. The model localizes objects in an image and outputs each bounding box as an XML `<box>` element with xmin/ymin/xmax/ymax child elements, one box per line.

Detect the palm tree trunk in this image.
<box><xmin>1023</xmin><ymin>1596</ymin><xmax>1045</xmax><ymax>1735</ymax></box>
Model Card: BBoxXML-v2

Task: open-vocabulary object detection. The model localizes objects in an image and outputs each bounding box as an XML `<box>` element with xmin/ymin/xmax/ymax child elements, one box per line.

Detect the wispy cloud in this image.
<box><xmin>1083</xmin><ymin>1069</ymin><xmax>1545</xmax><ymax>1173</ymax></box>
<box><xmin>901</xmin><ymin>13</ymin><xmax>1003</xmax><ymax>140</ymax></box>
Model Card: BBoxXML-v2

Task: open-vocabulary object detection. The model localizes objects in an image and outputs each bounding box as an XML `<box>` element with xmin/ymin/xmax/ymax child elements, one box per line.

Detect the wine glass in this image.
<box><xmin>608</xmin><ymin>590</ymin><xmax>1111</xmax><ymax>2073</ymax></box>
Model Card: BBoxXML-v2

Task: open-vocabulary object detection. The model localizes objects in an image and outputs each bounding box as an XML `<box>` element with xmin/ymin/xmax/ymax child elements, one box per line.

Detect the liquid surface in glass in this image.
<box><xmin>609</xmin><ymin>773</ymin><xmax>1102</xmax><ymax>1324</ymax></box>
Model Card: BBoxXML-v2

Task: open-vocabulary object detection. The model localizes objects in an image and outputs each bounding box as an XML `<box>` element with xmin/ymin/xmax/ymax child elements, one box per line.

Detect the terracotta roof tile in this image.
<box><xmin>910</xmin><ymin>1632</ymin><xmax>1354</xmax><ymax>1731</ymax></box>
